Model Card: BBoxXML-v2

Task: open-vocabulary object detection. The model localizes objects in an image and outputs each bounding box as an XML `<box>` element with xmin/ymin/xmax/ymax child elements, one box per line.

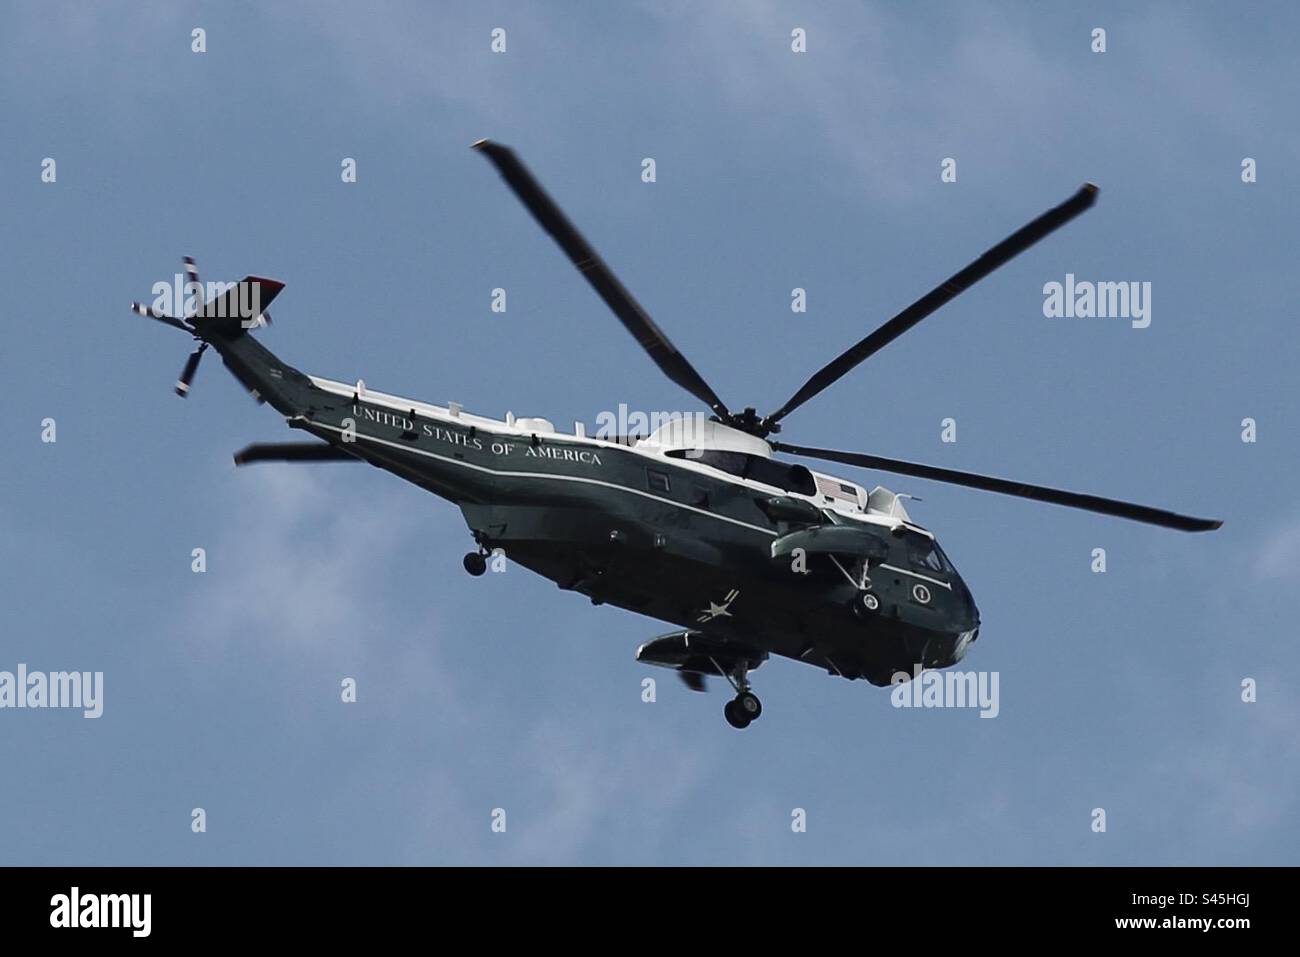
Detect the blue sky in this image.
<box><xmin>2</xmin><ymin>1</ymin><xmax>1297</xmax><ymax>864</ymax></box>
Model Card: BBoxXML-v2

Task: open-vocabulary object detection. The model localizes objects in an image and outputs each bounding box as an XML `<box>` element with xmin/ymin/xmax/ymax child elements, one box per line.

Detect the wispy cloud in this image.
<box><xmin>180</xmin><ymin>467</ymin><xmax>407</xmax><ymax>658</ymax></box>
<box><xmin>1252</xmin><ymin>514</ymin><xmax>1300</xmax><ymax>580</ymax></box>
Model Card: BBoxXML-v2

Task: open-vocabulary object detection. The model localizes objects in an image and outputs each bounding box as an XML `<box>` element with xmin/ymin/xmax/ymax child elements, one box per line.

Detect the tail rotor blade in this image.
<box><xmin>130</xmin><ymin>301</ymin><xmax>190</xmax><ymax>333</ymax></box>
<box><xmin>182</xmin><ymin>256</ymin><xmax>201</xmax><ymax>316</ymax></box>
<box><xmin>175</xmin><ymin>341</ymin><xmax>208</xmax><ymax>397</ymax></box>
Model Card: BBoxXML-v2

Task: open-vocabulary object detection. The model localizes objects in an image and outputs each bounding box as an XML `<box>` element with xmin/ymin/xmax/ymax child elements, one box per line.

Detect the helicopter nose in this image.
<box><xmin>951</xmin><ymin>627</ymin><xmax>980</xmax><ymax>663</ymax></box>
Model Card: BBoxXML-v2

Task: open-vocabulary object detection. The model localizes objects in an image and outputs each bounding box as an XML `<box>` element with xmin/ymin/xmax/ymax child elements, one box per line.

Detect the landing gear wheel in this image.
<box><xmin>854</xmin><ymin>591</ymin><xmax>880</xmax><ymax>619</ymax></box>
<box><xmin>723</xmin><ymin>699</ymin><xmax>751</xmax><ymax>729</ymax></box>
<box><xmin>462</xmin><ymin>552</ymin><xmax>487</xmax><ymax>576</ymax></box>
<box><xmin>711</xmin><ymin>655</ymin><xmax>761</xmax><ymax>728</ymax></box>
<box><xmin>735</xmin><ymin>691</ymin><xmax>762</xmax><ymax>721</ymax></box>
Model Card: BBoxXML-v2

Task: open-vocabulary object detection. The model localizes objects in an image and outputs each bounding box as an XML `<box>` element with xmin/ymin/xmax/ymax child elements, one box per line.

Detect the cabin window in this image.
<box><xmin>665</xmin><ymin>449</ymin><xmax>816</xmax><ymax>496</ymax></box>
<box><xmin>646</xmin><ymin>469</ymin><xmax>671</xmax><ymax>493</ymax></box>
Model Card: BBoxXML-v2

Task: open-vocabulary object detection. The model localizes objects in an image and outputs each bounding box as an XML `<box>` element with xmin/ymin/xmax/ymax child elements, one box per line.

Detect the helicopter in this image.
<box><xmin>129</xmin><ymin>140</ymin><xmax>1221</xmax><ymax>729</ymax></box>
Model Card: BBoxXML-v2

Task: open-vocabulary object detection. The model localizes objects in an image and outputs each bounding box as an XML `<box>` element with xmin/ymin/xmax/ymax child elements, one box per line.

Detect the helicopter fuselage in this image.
<box><xmin>129</xmin><ymin>136</ymin><xmax>1225</xmax><ymax>730</ymax></box>
<box><xmin>229</xmin><ymin>335</ymin><xmax>980</xmax><ymax>687</ymax></box>
<box><xmin>132</xmin><ymin>144</ymin><xmax>1219</xmax><ymax>727</ymax></box>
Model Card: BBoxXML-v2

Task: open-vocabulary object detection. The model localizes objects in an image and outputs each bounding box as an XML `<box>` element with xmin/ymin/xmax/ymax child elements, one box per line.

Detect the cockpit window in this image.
<box><xmin>905</xmin><ymin>534</ymin><xmax>951</xmax><ymax>574</ymax></box>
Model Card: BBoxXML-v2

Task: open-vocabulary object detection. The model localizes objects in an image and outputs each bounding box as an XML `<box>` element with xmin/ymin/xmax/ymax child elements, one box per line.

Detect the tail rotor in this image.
<box><xmin>129</xmin><ymin>255</ymin><xmax>210</xmax><ymax>399</ymax></box>
<box><xmin>130</xmin><ymin>258</ymin><xmax>284</xmax><ymax>402</ymax></box>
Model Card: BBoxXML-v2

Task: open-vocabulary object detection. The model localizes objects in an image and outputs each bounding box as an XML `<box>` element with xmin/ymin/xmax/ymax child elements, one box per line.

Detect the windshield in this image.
<box><xmin>904</xmin><ymin>534</ymin><xmax>952</xmax><ymax>574</ymax></box>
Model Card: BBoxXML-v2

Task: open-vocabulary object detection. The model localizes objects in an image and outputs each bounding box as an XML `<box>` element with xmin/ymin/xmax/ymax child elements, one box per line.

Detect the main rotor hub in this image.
<box><xmin>716</xmin><ymin>407</ymin><xmax>778</xmax><ymax>438</ymax></box>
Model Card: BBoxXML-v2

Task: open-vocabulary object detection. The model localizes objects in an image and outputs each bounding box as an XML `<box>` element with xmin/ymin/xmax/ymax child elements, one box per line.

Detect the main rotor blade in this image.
<box><xmin>233</xmin><ymin>442</ymin><xmax>359</xmax><ymax>466</ymax></box>
<box><xmin>472</xmin><ymin>139</ymin><xmax>731</xmax><ymax>419</ymax></box>
<box><xmin>763</xmin><ymin>184</ymin><xmax>1098</xmax><ymax>431</ymax></box>
<box><xmin>771</xmin><ymin>441</ymin><xmax>1222</xmax><ymax>532</ymax></box>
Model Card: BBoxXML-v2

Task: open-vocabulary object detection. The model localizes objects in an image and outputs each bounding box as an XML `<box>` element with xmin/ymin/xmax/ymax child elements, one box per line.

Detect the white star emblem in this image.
<box><xmin>697</xmin><ymin>588</ymin><xmax>740</xmax><ymax>623</ymax></box>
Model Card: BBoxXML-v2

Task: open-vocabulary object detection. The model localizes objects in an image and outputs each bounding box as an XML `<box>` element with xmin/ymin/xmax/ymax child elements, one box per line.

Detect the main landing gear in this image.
<box><xmin>724</xmin><ymin>691</ymin><xmax>762</xmax><ymax>729</ymax></box>
<box><xmin>827</xmin><ymin>554</ymin><xmax>881</xmax><ymax>620</ymax></box>
<box><xmin>463</xmin><ymin>538</ymin><xmax>491</xmax><ymax>577</ymax></box>
<box><xmin>711</xmin><ymin>655</ymin><xmax>763</xmax><ymax>730</ymax></box>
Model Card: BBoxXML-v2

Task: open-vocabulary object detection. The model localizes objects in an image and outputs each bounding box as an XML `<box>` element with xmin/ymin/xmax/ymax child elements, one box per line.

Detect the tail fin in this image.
<box><xmin>191</xmin><ymin>277</ymin><xmax>285</xmax><ymax>338</ymax></box>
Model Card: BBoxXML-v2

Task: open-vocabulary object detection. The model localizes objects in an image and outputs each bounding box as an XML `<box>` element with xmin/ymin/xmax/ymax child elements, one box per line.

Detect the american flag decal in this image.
<box><xmin>815</xmin><ymin>475</ymin><xmax>859</xmax><ymax>503</ymax></box>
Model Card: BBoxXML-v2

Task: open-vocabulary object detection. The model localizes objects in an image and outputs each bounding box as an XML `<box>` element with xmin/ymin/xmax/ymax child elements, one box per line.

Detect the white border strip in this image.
<box><xmin>308</xmin><ymin>420</ymin><xmax>780</xmax><ymax>538</ymax></box>
<box><xmin>878</xmin><ymin>563</ymin><xmax>952</xmax><ymax>590</ymax></box>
